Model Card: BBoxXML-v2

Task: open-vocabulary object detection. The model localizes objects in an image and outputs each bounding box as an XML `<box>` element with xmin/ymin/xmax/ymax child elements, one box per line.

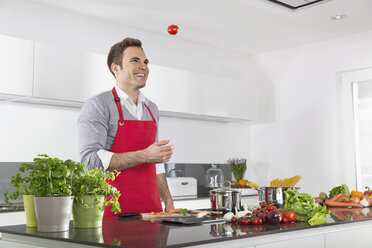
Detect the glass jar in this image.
<box><xmin>205</xmin><ymin>164</ymin><xmax>224</xmax><ymax>188</ymax></box>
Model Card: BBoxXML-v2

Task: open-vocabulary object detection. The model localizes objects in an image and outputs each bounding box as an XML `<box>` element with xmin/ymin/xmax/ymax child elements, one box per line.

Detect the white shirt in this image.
<box><xmin>97</xmin><ymin>85</ymin><xmax>165</xmax><ymax>174</ymax></box>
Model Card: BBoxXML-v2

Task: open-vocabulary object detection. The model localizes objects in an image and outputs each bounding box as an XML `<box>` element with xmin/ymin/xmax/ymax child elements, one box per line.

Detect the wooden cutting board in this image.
<box><xmin>141</xmin><ymin>213</ymin><xmax>193</xmax><ymax>219</ymax></box>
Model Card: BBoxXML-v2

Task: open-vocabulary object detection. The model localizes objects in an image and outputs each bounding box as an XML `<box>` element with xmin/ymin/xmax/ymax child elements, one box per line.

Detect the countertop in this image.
<box><xmin>1</xmin><ymin>207</ymin><xmax>372</xmax><ymax>248</ymax></box>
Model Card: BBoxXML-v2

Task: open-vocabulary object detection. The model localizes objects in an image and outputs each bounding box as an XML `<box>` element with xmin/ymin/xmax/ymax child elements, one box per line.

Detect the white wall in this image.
<box><xmin>0</xmin><ymin>0</ymin><xmax>258</xmax><ymax>168</ymax></box>
<box><xmin>250</xmin><ymin>30</ymin><xmax>372</xmax><ymax>195</ymax></box>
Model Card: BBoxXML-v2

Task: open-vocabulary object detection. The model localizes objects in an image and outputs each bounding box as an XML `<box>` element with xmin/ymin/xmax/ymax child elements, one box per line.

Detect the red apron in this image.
<box><xmin>104</xmin><ymin>87</ymin><xmax>163</xmax><ymax>216</ymax></box>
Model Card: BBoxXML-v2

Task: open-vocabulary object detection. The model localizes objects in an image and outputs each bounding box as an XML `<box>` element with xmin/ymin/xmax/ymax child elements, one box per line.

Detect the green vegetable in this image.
<box><xmin>179</xmin><ymin>208</ymin><xmax>188</xmax><ymax>216</ymax></box>
<box><xmin>308</xmin><ymin>212</ymin><xmax>327</xmax><ymax>225</ymax></box>
<box><xmin>283</xmin><ymin>190</ymin><xmax>328</xmax><ymax>222</ymax></box>
<box><xmin>329</xmin><ymin>184</ymin><xmax>350</xmax><ymax>199</ymax></box>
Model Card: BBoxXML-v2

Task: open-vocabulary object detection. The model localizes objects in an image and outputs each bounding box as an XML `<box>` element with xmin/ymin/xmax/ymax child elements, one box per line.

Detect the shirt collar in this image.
<box><xmin>115</xmin><ymin>85</ymin><xmax>148</xmax><ymax>105</ymax></box>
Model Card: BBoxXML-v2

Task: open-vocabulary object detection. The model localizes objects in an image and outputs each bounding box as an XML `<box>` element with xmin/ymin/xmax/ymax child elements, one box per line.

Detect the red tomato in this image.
<box><xmin>281</xmin><ymin>217</ymin><xmax>289</xmax><ymax>224</ymax></box>
<box><xmin>279</xmin><ymin>211</ymin><xmax>285</xmax><ymax>219</ymax></box>
<box><xmin>267</xmin><ymin>206</ymin><xmax>277</xmax><ymax>212</ymax></box>
<box><xmin>264</xmin><ymin>210</ymin><xmax>269</xmax><ymax>214</ymax></box>
<box><xmin>252</xmin><ymin>219</ymin><xmax>259</xmax><ymax>225</ymax></box>
<box><xmin>285</xmin><ymin>211</ymin><xmax>297</xmax><ymax>222</ymax></box>
<box><xmin>260</xmin><ymin>202</ymin><xmax>267</xmax><ymax>208</ymax></box>
<box><xmin>257</xmin><ymin>218</ymin><xmax>263</xmax><ymax>225</ymax></box>
<box><xmin>167</xmin><ymin>25</ymin><xmax>179</xmax><ymax>35</ymax></box>
<box><xmin>253</xmin><ymin>209</ymin><xmax>261</xmax><ymax>213</ymax></box>
<box><xmin>241</xmin><ymin>218</ymin><xmax>250</xmax><ymax>225</ymax></box>
<box><xmin>231</xmin><ymin>217</ymin><xmax>237</xmax><ymax>224</ymax></box>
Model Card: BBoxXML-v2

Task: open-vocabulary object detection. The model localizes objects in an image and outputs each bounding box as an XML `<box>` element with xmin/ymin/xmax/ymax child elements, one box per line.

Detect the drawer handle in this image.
<box><xmin>181</xmin><ymin>182</ymin><xmax>189</xmax><ymax>185</ymax></box>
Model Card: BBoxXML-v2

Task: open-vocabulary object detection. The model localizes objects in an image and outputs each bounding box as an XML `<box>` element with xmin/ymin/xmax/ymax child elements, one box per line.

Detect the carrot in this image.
<box><xmin>168</xmin><ymin>208</ymin><xmax>183</xmax><ymax>214</ymax></box>
<box><xmin>324</xmin><ymin>201</ymin><xmax>361</xmax><ymax>208</ymax></box>
<box><xmin>327</xmin><ymin>193</ymin><xmax>345</xmax><ymax>203</ymax></box>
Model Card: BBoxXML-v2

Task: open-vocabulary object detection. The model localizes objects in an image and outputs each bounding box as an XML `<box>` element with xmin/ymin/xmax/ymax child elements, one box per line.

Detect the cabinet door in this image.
<box><xmin>143</xmin><ymin>64</ymin><xmax>257</xmax><ymax>120</ymax></box>
<box><xmin>256</xmin><ymin>234</ymin><xmax>324</xmax><ymax>248</ymax></box>
<box><xmin>0</xmin><ymin>35</ymin><xmax>33</xmax><ymax>96</ymax></box>
<box><xmin>143</xmin><ymin>64</ymin><xmax>203</xmax><ymax>115</ymax></box>
<box><xmin>325</xmin><ymin>224</ymin><xmax>372</xmax><ymax>248</ymax></box>
<box><xmin>33</xmin><ymin>43</ymin><xmax>114</xmax><ymax>102</ymax></box>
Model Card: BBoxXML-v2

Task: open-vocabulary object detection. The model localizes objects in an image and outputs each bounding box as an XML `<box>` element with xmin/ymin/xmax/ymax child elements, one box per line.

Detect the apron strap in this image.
<box><xmin>112</xmin><ymin>87</ymin><xmax>125</xmax><ymax>126</ymax></box>
<box><xmin>144</xmin><ymin>104</ymin><xmax>157</xmax><ymax>125</ymax></box>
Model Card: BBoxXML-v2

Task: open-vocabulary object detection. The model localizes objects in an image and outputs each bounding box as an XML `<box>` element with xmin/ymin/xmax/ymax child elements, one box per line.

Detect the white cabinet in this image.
<box><xmin>256</xmin><ymin>235</ymin><xmax>324</xmax><ymax>248</ymax></box>
<box><xmin>144</xmin><ymin>64</ymin><xmax>203</xmax><ymax>116</ymax></box>
<box><xmin>0</xmin><ymin>35</ymin><xmax>33</xmax><ymax>97</ymax></box>
<box><xmin>33</xmin><ymin>42</ymin><xmax>114</xmax><ymax>102</ymax></box>
<box><xmin>0</xmin><ymin>34</ymin><xmax>258</xmax><ymax>121</ymax></box>
<box><xmin>324</xmin><ymin>223</ymin><xmax>372</xmax><ymax>248</ymax></box>
<box><xmin>143</xmin><ymin>64</ymin><xmax>258</xmax><ymax>121</ymax></box>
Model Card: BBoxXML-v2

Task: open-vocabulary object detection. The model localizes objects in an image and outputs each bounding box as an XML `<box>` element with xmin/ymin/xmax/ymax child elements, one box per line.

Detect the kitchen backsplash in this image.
<box><xmin>0</xmin><ymin>162</ymin><xmax>28</xmax><ymax>205</ymax></box>
<box><xmin>165</xmin><ymin>163</ymin><xmax>232</xmax><ymax>197</ymax></box>
<box><xmin>0</xmin><ymin>162</ymin><xmax>233</xmax><ymax>205</ymax></box>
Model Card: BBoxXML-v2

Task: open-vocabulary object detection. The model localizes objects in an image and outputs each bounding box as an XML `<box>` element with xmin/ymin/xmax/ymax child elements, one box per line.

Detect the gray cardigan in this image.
<box><xmin>77</xmin><ymin>90</ymin><xmax>160</xmax><ymax>170</ymax></box>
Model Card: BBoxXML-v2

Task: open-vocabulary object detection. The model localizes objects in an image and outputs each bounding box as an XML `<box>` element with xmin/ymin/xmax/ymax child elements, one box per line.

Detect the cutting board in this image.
<box><xmin>141</xmin><ymin>213</ymin><xmax>193</xmax><ymax>219</ymax></box>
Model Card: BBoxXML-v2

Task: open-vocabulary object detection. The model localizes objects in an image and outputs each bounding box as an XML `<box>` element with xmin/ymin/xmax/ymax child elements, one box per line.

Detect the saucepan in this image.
<box><xmin>255</xmin><ymin>187</ymin><xmax>299</xmax><ymax>208</ymax></box>
<box><xmin>209</xmin><ymin>182</ymin><xmax>241</xmax><ymax>211</ymax></box>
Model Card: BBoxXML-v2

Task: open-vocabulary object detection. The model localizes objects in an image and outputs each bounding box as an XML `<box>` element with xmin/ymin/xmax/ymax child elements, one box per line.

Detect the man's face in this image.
<box><xmin>113</xmin><ymin>46</ymin><xmax>149</xmax><ymax>90</ymax></box>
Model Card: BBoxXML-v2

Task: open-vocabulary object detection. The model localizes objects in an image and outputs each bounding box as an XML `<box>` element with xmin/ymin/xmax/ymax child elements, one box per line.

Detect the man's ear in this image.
<box><xmin>111</xmin><ymin>63</ymin><xmax>121</xmax><ymax>76</ymax></box>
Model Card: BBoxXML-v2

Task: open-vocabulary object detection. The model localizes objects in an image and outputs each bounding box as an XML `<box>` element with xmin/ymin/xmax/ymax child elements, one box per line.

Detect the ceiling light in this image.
<box><xmin>332</xmin><ymin>14</ymin><xmax>346</xmax><ymax>20</ymax></box>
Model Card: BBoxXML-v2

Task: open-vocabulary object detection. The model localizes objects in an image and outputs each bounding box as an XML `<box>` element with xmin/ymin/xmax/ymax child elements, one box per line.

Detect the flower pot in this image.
<box><xmin>72</xmin><ymin>195</ymin><xmax>105</xmax><ymax>228</ymax></box>
<box><xmin>34</xmin><ymin>196</ymin><xmax>74</xmax><ymax>232</ymax></box>
<box><xmin>22</xmin><ymin>195</ymin><xmax>37</xmax><ymax>228</ymax></box>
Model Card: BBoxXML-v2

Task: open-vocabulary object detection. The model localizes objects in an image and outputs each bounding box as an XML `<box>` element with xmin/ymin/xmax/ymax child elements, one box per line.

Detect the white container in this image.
<box><xmin>166</xmin><ymin>177</ymin><xmax>197</xmax><ymax>199</ymax></box>
<box><xmin>34</xmin><ymin>196</ymin><xmax>74</xmax><ymax>232</ymax></box>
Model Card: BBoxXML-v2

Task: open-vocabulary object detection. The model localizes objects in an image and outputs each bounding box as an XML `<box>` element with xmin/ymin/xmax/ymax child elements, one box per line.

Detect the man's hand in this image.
<box><xmin>143</xmin><ymin>140</ymin><xmax>174</xmax><ymax>164</ymax></box>
<box><xmin>164</xmin><ymin>200</ymin><xmax>174</xmax><ymax>213</ymax></box>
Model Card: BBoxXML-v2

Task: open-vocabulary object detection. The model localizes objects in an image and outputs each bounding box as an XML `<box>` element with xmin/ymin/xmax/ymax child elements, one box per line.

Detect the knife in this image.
<box><xmin>118</xmin><ymin>212</ymin><xmax>140</xmax><ymax>217</ymax></box>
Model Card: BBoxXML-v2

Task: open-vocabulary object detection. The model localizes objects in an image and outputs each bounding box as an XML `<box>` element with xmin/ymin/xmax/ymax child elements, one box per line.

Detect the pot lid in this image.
<box><xmin>209</xmin><ymin>187</ymin><xmax>241</xmax><ymax>194</ymax></box>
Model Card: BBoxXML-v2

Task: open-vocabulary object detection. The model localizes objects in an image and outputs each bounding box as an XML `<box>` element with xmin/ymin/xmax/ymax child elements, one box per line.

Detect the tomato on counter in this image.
<box><xmin>285</xmin><ymin>211</ymin><xmax>297</xmax><ymax>223</ymax></box>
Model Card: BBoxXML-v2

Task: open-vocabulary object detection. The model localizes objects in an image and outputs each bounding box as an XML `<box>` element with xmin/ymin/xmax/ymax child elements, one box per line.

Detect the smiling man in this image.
<box><xmin>78</xmin><ymin>38</ymin><xmax>174</xmax><ymax>215</ymax></box>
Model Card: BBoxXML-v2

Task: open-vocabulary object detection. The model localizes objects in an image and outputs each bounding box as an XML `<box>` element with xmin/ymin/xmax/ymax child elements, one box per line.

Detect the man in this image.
<box><xmin>78</xmin><ymin>38</ymin><xmax>174</xmax><ymax>215</ymax></box>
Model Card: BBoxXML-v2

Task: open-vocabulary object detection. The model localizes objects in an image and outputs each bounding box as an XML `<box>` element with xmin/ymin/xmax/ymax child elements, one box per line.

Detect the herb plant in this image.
<box><xmin>27</xmin><ymin>154</ymin><xmax>84</xmax><ymax>197</ymax></box>
<box><xmin>72</xmin><ymin>166</ymin><xmax>121</xmax><ymax>214</ymax></box>
<box><xmin>4</xmin><ymin>154</ymin><xmax>84</xmax><ymax>208</ymax></box>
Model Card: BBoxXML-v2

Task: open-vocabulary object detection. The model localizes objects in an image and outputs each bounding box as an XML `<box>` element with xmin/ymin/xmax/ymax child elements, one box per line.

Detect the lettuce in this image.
<box><xmin>283</xmin><ymin>190</ymin><xmax>328</xmax><ymax>222</ymax></box>
<box><xmin>329</xmin><ymin>184</ymin><xmax>350</xmax><ymax>199</ymax></box>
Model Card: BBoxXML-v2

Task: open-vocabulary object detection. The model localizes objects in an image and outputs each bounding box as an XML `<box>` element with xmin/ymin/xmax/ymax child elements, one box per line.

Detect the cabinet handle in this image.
<box><xmin>181</xmin><ymin>182</ymin><xmax>189</xmax><ymax>185</ymax></box>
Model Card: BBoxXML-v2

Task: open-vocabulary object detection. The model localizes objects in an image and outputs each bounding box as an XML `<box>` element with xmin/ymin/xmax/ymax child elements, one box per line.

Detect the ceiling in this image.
<box><xmin>26</xmin><ymin>0</ymin><xmax>372</xmax><ymax>56</ymax></box>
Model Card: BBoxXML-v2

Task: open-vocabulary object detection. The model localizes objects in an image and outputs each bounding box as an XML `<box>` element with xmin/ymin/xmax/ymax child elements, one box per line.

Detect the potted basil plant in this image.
<box><xmin>22</xmin><ymin>154</ymin><xmax>84</xmax><ymax>232</ymax></box>
<box><xmin>4</xmin><ymin>164</ymin><xmax>38</xmax><ymax>228</ymax></box>
<box><xmin>72</xmin><ymin>166</ymin><xmax>121</xmax><ymax>228</ymax></box>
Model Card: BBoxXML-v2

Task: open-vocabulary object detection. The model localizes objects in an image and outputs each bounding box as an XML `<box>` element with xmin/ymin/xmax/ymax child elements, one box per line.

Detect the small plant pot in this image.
<box><xmin>23</xmin><ymin>195</ymin><xmax>37</xmax><ymax>228</ymax></box>
<box><xmin>72</xmin><ymin>195</ymin><xmax>105</xmax><ymax>228</ymax></box>
<box><xmin>34</xmin><ymin>196</ymin><xmax>74</xmax><ymax>232</ymax></box>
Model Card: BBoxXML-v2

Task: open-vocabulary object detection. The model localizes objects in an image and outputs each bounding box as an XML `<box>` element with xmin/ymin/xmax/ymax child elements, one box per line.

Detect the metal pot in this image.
<box><xmin>209</xmin><ymin>187</ymin><xmax>241</xmax><ymax>211</ymax></box>
<box><xmin>256</xmin><ymin>187</ymin><xmax>299</xmax><ymax>208</ymax></box>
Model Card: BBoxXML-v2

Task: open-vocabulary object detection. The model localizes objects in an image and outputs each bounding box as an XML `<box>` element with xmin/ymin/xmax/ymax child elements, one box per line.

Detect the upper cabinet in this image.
<box><xmin>0</xmin><ymin>35</ymin><xmax>33</xmax><ymax>97</ymax></box>
<box><xmin>0</xmin><ymin>35</ymin><xmax>258</xmax><ymax>121</ymax></box>
<box><xmin>143</xmin><ymin>64</ymin><xmax>258</xmax><ymax>120</ymax></box>
<box><xmin>33</xmin><ymin>43</ymin><xmax>115</xmax><ymax>102</ymax></box>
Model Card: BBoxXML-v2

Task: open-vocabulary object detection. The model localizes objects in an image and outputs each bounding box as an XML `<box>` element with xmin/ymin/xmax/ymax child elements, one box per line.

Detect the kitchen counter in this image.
<box><xmin>1</xmin><ymin>207</ymin><xmax>372</xmax><ymax>248</ymax></box>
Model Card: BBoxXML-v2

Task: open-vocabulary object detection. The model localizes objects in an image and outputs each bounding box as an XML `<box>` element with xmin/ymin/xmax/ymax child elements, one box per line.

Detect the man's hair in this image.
<box><xmin>107</xmin><ymin>38</ymin><xmax>143</xmax><ymax>76</ymax></box>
